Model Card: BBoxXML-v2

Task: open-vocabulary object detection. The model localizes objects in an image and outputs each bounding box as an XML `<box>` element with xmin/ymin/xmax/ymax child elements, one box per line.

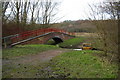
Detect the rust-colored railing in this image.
<box><xmin>10</xmin><ymin>28</ymin><xmax>75</xmax><ymax>43</ymax></box>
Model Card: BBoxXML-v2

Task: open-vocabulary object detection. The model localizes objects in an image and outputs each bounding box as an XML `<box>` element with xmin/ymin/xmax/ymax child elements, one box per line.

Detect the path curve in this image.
<box><xmin>3</xmin><ymin>49</ymin><xmax>70</xmax><ymax>65</ymax></box>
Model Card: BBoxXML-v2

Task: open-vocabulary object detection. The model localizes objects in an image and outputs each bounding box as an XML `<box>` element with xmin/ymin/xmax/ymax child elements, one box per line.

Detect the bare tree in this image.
<box><xmin>22</xmin><ymin>1</ymin><xmax>30</xmax><ymax>24</ymax></box>
<box><xmin>2</xmin><ymin>0</ymin><xmax>61</xmax><ymax>31</ymax></box>
<box><xmin>8</xmin><ymin>1</ymin><xmax>21</xmax><ymax>24</ymax></box>
<box><xmin>99</xmin><ymin>2</ymin><xmax>120</xmax><ymax>20</ymax></box>
<box><xmin>41</xmin><ymin>0</ymin><xmax>59</xmax><ymax>27</ymax></box>
<box><xmin>87</xmin><ymin>1</ymin><xmax>118</xmax><ymax>57</ymax></box>
<box><xmin>2</xmin><ymin>2</ymin><xmax>9</xmax><ymax>24</ymax></box>
<box><xmin>16</xmin><ymin>2</ymin><xmax>21</xmax><ymax>24</ymax></box>
<box><xmin>30</xmin><ymin>1</ymin><xmax>39</xmax><ymax>24</ymax></box>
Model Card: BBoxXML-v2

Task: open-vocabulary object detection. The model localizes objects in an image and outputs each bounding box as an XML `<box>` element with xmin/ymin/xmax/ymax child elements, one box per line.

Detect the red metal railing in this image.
<box><xmin>10</xmin><ymin>28</ymin><xmax>75</xmax><ymax>43</ymax></box>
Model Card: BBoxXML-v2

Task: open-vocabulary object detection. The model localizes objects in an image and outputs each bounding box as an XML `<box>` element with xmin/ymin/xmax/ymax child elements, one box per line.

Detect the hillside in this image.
<box><xmin>50</xmin><ymin>20</ymin><xmax>96</xmax><ymax>32</ymax></box>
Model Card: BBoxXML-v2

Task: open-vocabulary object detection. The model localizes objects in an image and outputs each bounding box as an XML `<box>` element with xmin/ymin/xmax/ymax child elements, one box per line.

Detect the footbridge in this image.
<box><xmin>2</xmin><ymin>28</ymin><xmax>75</xmax><ymax>48</ymax></box>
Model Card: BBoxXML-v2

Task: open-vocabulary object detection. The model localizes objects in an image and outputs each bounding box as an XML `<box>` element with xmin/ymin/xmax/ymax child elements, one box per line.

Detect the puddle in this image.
<box><xmin>73</xmin><ymin>49</ymin><xmax>82</xmax><ymax>51</ymax></box>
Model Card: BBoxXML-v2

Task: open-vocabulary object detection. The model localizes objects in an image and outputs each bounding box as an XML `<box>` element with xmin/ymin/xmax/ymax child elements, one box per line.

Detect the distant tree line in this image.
<box><xmin>2</xmin><ymin>0</ymin><xmax>60</xmax><ymax>27</ymax></box>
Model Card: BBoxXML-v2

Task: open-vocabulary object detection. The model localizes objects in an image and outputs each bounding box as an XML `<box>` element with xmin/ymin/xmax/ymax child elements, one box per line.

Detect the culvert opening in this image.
<box><xmin>46</xmin><ymin>37</ymin><xmax>63</xmax><ymax>45</ymax></box>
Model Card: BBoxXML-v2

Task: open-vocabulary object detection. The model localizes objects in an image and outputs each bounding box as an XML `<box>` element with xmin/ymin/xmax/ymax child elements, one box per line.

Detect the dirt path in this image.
<box><xmin>3</xmin><ymin>48</ymin><xmax>70</xmax><ymax>65</ymax></box>
<box><xmin>2</xmin><ymin>48</ymin><xmax>71</xmax><ymax>78</ymax></box>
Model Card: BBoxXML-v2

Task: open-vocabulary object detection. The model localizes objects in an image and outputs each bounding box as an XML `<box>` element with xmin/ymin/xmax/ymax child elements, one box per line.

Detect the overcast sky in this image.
<box><xmin>5</xmin><ymin>0</ymin><xmax>119</xmax><ymax>23</ymax></box>
<box><xmin>57</xmin><ymin>0</ymin><xmax>104</xmax><ymax>22</ymax></box>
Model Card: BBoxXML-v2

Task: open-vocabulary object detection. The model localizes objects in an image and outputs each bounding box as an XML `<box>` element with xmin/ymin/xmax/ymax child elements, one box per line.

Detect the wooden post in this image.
<box><xmin>3</xmin><ymin>39</ymin><xmax>7</xmax><ymax>48</ymax></box>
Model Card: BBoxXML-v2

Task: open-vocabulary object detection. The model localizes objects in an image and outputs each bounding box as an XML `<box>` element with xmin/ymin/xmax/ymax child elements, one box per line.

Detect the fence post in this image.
<box><xmin>3</xmin><ymin>39</ymin><xmax>7</xmax><ymax>48</ymax></box>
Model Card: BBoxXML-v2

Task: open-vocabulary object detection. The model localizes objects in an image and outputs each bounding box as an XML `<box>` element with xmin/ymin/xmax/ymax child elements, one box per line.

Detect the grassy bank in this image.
<box><xmin>49</xmin><ymin>50</ymin><xmax>118</xmax><ymax>78</ymax></box>
<box><xmin>2</xmin><ymin>44</ymin><xmax>118</xmax><ymax>78</ymax></box>
<box><xmin>58</xmin><ymin>37</ymin><xmax>86</xmax><ymax>48</ymax></box>
<box><xmin>3</xmin><ymin>44</ymin><xmax>58</xmax><ymax>59</ymax></box>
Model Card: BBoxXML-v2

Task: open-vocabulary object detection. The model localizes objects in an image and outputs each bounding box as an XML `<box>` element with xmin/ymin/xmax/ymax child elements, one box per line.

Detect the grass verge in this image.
<box><xmin>49</xmin><ymin>50</ymin><xmax>118</xmax><ymax>78</ymax></box>
<box><xmin>3</xmin><ymin>44</ymin><xmax>58</xmax><ymax>59</ymax></box>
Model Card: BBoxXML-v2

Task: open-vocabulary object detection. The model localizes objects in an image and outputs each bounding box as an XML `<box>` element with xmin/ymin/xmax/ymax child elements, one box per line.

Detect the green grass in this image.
<box><xmin>2</xmin><ymin>62</ymin><xmax>49</xmax><ymax>78</ymax></box>
<box><xmin>3</xmin><ymin>44</ymin><xmax>58</xmax><ymax>59</ymax></box>
<box><xmin>49</xmin><ymin>50</ymin><xmax>118</xmax><ymax>78</ymax></box>
<box><xmin>2</xmin><ymin>45</ymin><xmax>118</xmax><ymax>78</ymax></box>
<box><xmin>58</xmin><ymin>37</ymin><xmax>86</xmax><ymax>48</ymax></box>
<box><xmin>2</xmin><ymin>44</ymin><xmax>59</xmax><ymax>78</ymax></box>
<box><xmin>2</xmin><ymin>42</ymin><xmax>118</xmax><ymax>78</ymax></box>
<box><xmin>45</xmin><ymin>39</ymin><xmax>55</xmax><ymax>45</ymax></box>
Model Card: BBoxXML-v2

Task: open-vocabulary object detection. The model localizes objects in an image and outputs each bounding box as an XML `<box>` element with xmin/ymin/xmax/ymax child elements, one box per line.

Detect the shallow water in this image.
<box><xmin>73</xmin><ymin>49</ymin><xmax>82</xmax><ymax>51</ymax></box>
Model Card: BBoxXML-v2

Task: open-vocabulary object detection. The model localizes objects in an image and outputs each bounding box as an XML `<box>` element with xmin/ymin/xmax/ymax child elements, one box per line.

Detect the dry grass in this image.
<box><xmin>74</xmin><ymin>32</ymin><xmax>97</xmax><ymax>37</ymax></box>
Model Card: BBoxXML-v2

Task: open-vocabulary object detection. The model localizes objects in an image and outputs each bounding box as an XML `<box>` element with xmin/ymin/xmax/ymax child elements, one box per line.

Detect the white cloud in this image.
<box><xmin>57</xmin><ymin>0</ymin><xmax>104</xmax><ymax>22</ymax></box>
